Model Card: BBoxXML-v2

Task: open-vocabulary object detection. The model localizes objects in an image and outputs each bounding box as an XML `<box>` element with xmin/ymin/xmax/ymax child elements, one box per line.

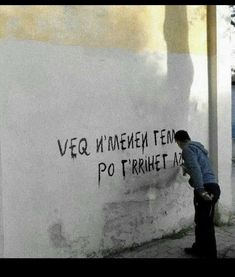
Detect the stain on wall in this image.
<box><xmin>48</xmin><ymin>222</ymin><xmax>69</xmax><ymax>248</ymax></box>
<box><xmin>48</xmin><ymin>222</ymin><xmax>91</xmax><ymax>257</ymax></box>
<box><xmin>0</xmin><ymin>5</ymin><xmax>207</xmax><ymax>54</ymax></box>
<box><xmin>163</xmin><ymin>5</ymin><xmax>194</xmax><ymax>128</ymax></box>
<box><xmin>100</xmin><ymin>175</ymin><xmax>194</xmax><ymax>254</ymax></box>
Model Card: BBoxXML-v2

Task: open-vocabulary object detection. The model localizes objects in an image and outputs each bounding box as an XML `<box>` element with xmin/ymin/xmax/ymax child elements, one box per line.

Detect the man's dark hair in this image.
<box><xmin>174</xmin><ymin>130</ymin><xmax>191</xmax><ymax>142</ymax></box>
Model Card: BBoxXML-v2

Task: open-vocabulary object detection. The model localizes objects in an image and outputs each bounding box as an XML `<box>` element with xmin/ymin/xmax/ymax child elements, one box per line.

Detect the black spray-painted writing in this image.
<box><xmin>57</xmin><ymin>137</ymin><xmax>90</xmax><ymax>159</ymax></box>
<box><xmin>153</xmin><ymin>129</ymin><xmax>175</xmax><ymax>146</ymax></box>
<box><xmin>98</xmin><ymin>162</ymin><xmax>115</xmax><ymax>187</ymax></box>
<box><xmin>96</xmin><ymin>131</ymin><xmax>148</xmax><ymax>155</ymax></box>
<box><xmin>173</xmin><ymin>152</ymin><xmax>182</xmax><ymax>166</ymax></box>
<box><xmin>121</xmin><ymin>154</ymin><xmax>168</xmax><ymax>178</ymax></box>
<box><xmin>57</xmin><ymin>128</ymin><xmax>181</xmax><ymax>187</ymax></box>
<box><xmin>97</xmin><ymin>152</ymin><xmax>181</xmax><ymax>186</ymax></box>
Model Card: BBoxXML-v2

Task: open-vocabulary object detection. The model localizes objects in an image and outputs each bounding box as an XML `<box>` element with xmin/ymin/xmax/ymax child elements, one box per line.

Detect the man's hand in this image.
<box><xmin>199</xmin><ymin>191</ymin><xmax>213</xmax><ymax>201</ymax></box>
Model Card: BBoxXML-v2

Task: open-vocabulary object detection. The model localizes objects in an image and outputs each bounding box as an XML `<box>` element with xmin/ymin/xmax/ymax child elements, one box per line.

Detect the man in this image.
<box><xmin>174</xmin><ymin>130</ymin><xmax>221</xmax><ymax>258</ymax></box>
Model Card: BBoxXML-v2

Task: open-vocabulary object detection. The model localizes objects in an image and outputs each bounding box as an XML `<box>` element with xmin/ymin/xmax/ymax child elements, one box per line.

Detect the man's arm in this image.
<box><xmin>182</xmin><ymin>147</ymin><xmax>204</xmax><ymax>193</ymax></box>
<box><xmin>182</xmin><ymin>147</ymin><xmax>213</xmax><ymax>201</ymax></box>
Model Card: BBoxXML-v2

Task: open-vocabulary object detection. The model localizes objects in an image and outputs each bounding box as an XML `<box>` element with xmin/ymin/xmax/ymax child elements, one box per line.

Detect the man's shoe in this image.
<box><xmin>184</xmin><ymin>247</ymin><xmax>204</xmax><ymax>257</ymax></box>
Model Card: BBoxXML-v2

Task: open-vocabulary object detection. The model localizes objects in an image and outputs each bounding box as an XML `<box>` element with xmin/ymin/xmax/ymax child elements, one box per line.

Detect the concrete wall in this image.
<box><xmin>0</xmin><ymin>5</ymin><xmax>230</xmax><ymax>257</ymax></box>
